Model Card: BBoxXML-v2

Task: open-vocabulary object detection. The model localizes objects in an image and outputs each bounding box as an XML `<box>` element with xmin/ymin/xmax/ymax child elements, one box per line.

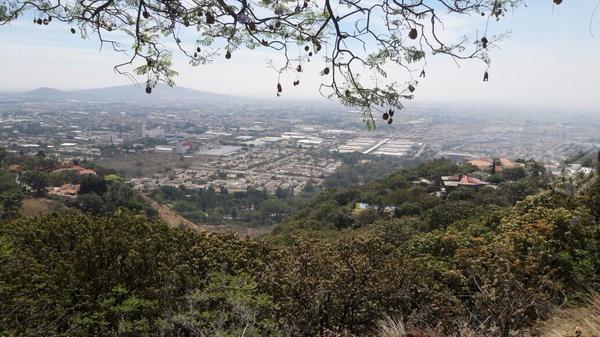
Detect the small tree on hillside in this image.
<box><xmin>19</xmin><ymin>170</ymin><xmax>49</xmax><ymax>197</ymax></box>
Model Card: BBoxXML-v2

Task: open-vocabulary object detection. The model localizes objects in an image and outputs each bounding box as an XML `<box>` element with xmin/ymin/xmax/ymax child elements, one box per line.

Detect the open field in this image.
<box><xmin>21</xmin><ymin>198</ymin><xmax>68</xmax><ymax>218</ymax></box>
<box><xmin>95</xmin><ymin>152</ymin><xmax>209</xmax><ymax>178</ymax></box>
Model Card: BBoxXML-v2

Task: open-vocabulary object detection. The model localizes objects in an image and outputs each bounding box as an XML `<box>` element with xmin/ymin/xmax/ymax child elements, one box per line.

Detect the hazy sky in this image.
<box><xmin>0</xmin><ymin>1</ymin><xmax>599</xmax><ymax>112</ymax></box>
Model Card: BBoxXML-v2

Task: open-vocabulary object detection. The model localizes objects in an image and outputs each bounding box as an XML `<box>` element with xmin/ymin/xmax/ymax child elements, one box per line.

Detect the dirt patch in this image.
<box><xmin>21</xmin><ymin>198</ymin><xmax>67</xmax><ymax>218</ymax></box>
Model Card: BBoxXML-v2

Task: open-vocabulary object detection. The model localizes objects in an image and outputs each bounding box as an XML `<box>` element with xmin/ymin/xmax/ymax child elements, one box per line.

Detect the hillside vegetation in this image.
<box><xmin>0</xmin><ymin>159</ymin><xmax>598</xmax><ymax>336</ymax></box>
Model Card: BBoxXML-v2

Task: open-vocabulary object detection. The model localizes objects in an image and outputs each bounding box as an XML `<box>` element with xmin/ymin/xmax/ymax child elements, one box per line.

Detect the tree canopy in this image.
<box><xmin>0</xmin><ymin>0</ymin><xmax>543</xmax><ymax>126</ymax></box>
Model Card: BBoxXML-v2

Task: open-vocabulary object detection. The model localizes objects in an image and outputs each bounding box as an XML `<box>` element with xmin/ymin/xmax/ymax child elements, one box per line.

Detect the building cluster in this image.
<box><xmin>336</xmin><ymin>137</ymin><xmax>422</xmax><ymax>157</ymax></box>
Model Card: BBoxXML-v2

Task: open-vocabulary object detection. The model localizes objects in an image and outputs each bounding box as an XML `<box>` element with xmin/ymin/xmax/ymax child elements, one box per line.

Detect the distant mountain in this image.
<box><xmin>23</xmin><ymin>87</ymin><xmax>65</xmax><ymax>98</ymax></box>
<box><xmin>2</xmin><ymin>84</ymin><xmax>253</xmax><ymax>104</ymax></box>
<box><xmin>72</xmin><ymin>84</ymin><xmax>237</xmax><ymax>103</ymax></box>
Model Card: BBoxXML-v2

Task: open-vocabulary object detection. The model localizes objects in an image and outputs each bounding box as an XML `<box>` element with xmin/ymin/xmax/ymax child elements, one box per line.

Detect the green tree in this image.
<box><xmin>19</xmin><ymin>170</ymin><xmax>48</xmax><ymax>196</ymax></box>
<box><xmin>79</xmin><ymin>174</ymin><xmax>108</xmax><ymax>195</ymax></box>
<box><xmin>0</xmin><ymin>146</ymin><xmax>7</xmax><ymax>166</ymax></box>
<box><xmin>77</xmin><ymin>192</ymin><xmax>105</xmax><ymax>215</ymax></box>
<box><xmin>161</xmin><ymin>273</ymin><xmax>280</xmax><ymax>336</ymax></box>
<box><xmin>0</xmin><ymin>191</ymin><xmax>24</xmax><ymax>220</ymax></box>
<box><xmin>501</xmin><ymin>167</ymin><xmax>527</xmax><ymax>181</ymax></box>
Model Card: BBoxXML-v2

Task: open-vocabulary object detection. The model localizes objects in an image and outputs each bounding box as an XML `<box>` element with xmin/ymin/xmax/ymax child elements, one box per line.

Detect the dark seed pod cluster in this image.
<box><xmin>225</xmin><ymin>50</ymin><xmax>231</xmax><ymax>59</ymax></box>
<box><xmin>483</xmin><ymin>71</ymin><xmax>489</xmax><ymax>82</ymax></box>
<box><xmin>206</xmin><ymin>12</ymin><xmax>215</xmax><ymax>24</ymax></box>
<box><xmin>145</xmin><ymin>85</ymin><xmax>152</xmax><ymax>94</ymax></box>
<box><xmin>408</xmin><ymin>85</ymin><xmax>415</xmax><ymax>93</ymax></box>
<box><xmin>409</xmin><ymin>28</ymin><xmax>418</xmax><ymax>40</ymax></box>
<box><xmin>481</xmin><ymin>37</ymin><xmax>488</xmax><ymax>48</ymax></box>
<box><xmin>277</xmin><ymin>83</ymin><xmax>282</xmax><ymax>93</ymax></box>
<box><xmin>384</xmin><ymin>108</ymin><xmax>394</xmax><ymax>124</ymax></box>
<box><xmin>70</xmin><ymin>28</ymin><xmax>76</xmax><ymax>34</ymax></box>
<box><xmin>419</xmin><ymin>70</ymin><xmax>426</xmax><ymax>78</ymax></box>
<box><xmin>293</xmin><ymin>80</ymin><xmax>300</xmax><ymax>86</ymax></box>
<box><xmin>323</xmin><ymin>67</ymin><xmax>330</xmax><ymax>75</ymax></box>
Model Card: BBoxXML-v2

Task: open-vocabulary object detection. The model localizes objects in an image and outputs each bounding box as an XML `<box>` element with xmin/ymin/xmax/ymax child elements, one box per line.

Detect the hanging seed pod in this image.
<box><xmin>249</xmin><ymin>22</ymin><xmax>256</xmax><ymax>31</ymax></box>
<box><xmin>70</xmin><ymin>28</ymin><xmax>76</xmax><ymax>34</ymax></box>
<box><xmin>261</xmin><ymin>40</ymin><xmax>269</xmax><ymax>46</ymax></box>
<box><xmin>43</xmin><ymin>19</ymin><xmax>49</xmax><ymax>25</ymax></box>
<box><xmin>176</xmin><ymin>37</ymin><xmax>181</xmax><ymax>43</ymax></box>
<box><xmin>293</xmin><ymin>80</ymin><xmax>300</xmax><ymax>86</ymax></box>
<box><xmin>277</xmin><ymin>83</ymin><xmax>283</xmax><ymax>93</ymax></box>
<box><xmin>553</xmin><ymin>0</ymin><xmax>562</xmax><ymax>4</ymax></box>
<box><xmin>388</xmin><ymin>117</ymin><xmax>393</xmax><ymax>124</ymax></box>
<box><xmin>303</xmin><ymin>1</ymin><xmax>308</xmax><ymax>8</ymax></box>
<box><xmin>36</xmin><ymin>18</ymin><xmax>43</xmax><ymax>25</ymax></box>
<box><xmin>304</xmin><ymin>46</ymin><xmax>309</xmax><ymax>51</ymax></box>
<box><xmin>145</xmin><ymin>85</ymin><xmax>152</xmax><ymax>94</ymax></box>
<box><xmin>143</xmin><ymin>10</ymin><xmax>149</xmax><ymax>18</ymax></box>
<box><xmin>296</xmin><ymin>65</ymin><xmax>302</xmax><ymax>72</ymax></box>
<box><xmin>408</xmin><ymin>84</ymin><xmax>415</xmax><ymax>92</ymax></box>
<box><xmin>389</xmin><ymin>109</ymin><xmax>394</xmax><ymax>117</ymax></box>
<box><xmin>206</xmin><ymin>12</ymin><xmax>215</xmax><ymax>24</ymax></box>
<box><xmin>225</xmin><ymin>50</ymin><xmax>231</xmax><ymax>59</ymax></box>
<box><xmin>419</xmin><ymin>70</ymin><xmax>426</xmax><ymax>78</ymax></box>
<box><xmin>383</xmin><ymin>112</ymin><xmax>389</xmax><ymax>120</ymax></box>
<box><xmin>308</xmin><ymin>52</ymin><xmax>313</xmax><ymax>57</ymax></box>
<box><xmin>48</xmin><ymin>16</ymin><xmax>52</xmax><ymax>22</ymax></box>
<box><xmin>268</xmin><ymin>24</ymin><xmax>274</xmax><ymax>30</ymax></box>
<box><xmin>295</xmin><ymin>5</ymin><xmax>301</xmax><ymax>12</ymax></box>
<box><xmin>196</xmin><ymin>46</ymin><xmax>201</xmax><ymax>53</ymax></box>
<box><xmin>275</xmin><ymin>21</ymin><xmax>281</xmax><ymax>28</ymax></box>
<box><xmin>409</xmin><ymin>28</ymin><xmax>418</xmax><ymax>40</ymax></box>
<box><xmin>194</xmin><ymin>52</ymin><xmax>198</xmax><ymax>58</ymax></box>
<box><xmin>323</xmin><ymin>67</ymin><xmax>330</xmax><ymax>75</ymax></box>
<box><xmin>345</xmin><ymin>90</ymin><xmax>351</xmax><ymax>97</ymax></box>
<box><xmin>481</xmin><ymin>36</ymin><xmax>488</xmax><ymax>48</ymax></box>
<box><xmin>483</xmin><ymin>71</ymin><xmax>489</xmax><ymax>82</ymax></box>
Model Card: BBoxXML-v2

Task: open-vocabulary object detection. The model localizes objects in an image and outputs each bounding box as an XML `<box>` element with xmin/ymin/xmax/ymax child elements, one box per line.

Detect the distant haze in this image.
<box><xmin>0</xmin><ymin>2</ymin><xmax>599</xmax><ymax>112</ymax></box>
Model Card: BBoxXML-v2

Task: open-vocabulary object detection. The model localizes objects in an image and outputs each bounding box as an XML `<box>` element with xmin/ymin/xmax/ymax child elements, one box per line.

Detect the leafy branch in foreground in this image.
<box><xmin>0</xmin><ymin>0</ymin><xmax>540</xmax><ymax>123</ymax></box>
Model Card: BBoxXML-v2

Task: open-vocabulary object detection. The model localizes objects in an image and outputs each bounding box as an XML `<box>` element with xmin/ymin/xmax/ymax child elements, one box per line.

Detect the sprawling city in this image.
<box><xmin>1</xmin><ymin>86</ymin><xmax>598</xmax><ymax>233</ymax></box>
<box><xmin>1</xmin><ymin>0</ymin><xmax>599</xmax><ymax>336</ymax></box>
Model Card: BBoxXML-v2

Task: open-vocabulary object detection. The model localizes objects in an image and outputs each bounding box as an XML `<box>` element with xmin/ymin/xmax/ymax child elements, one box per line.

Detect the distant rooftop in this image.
<box><xmin>199</xmin><ymin>145</ymin><xmax>242</xmax><ymax>156</ymax></box>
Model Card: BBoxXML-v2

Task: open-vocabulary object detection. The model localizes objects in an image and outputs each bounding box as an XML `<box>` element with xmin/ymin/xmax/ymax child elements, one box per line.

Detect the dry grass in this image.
<box><xmin>376</xmin><ymin>315</ymin><xmax>407</xmax><ymax>337</ymax></box>
<box><xmin>538</xmin><ymin>293</ymin><xmax>600</xmax><ymax>337</ymax></box>
<box><xmin>21</xmin><ymin>198</ymin><xmax>67</xmax><ymax>218</ymax></box>
<box><xmin>374</xmin><ymin>316</ymin><xmax>491</xmax><ymax>337</ymax></box>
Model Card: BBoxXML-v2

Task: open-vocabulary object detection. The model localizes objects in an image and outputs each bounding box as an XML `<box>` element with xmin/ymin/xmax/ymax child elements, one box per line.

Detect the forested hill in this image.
<box><xmin>1</xmin><ymin>159</ymin><xmax>599</xmax><ymax>336</ymax></box>
<box><xmin>271</xmin><ymin>159</ymin><xmax>551</xmax><ymax>240</ymax></box>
